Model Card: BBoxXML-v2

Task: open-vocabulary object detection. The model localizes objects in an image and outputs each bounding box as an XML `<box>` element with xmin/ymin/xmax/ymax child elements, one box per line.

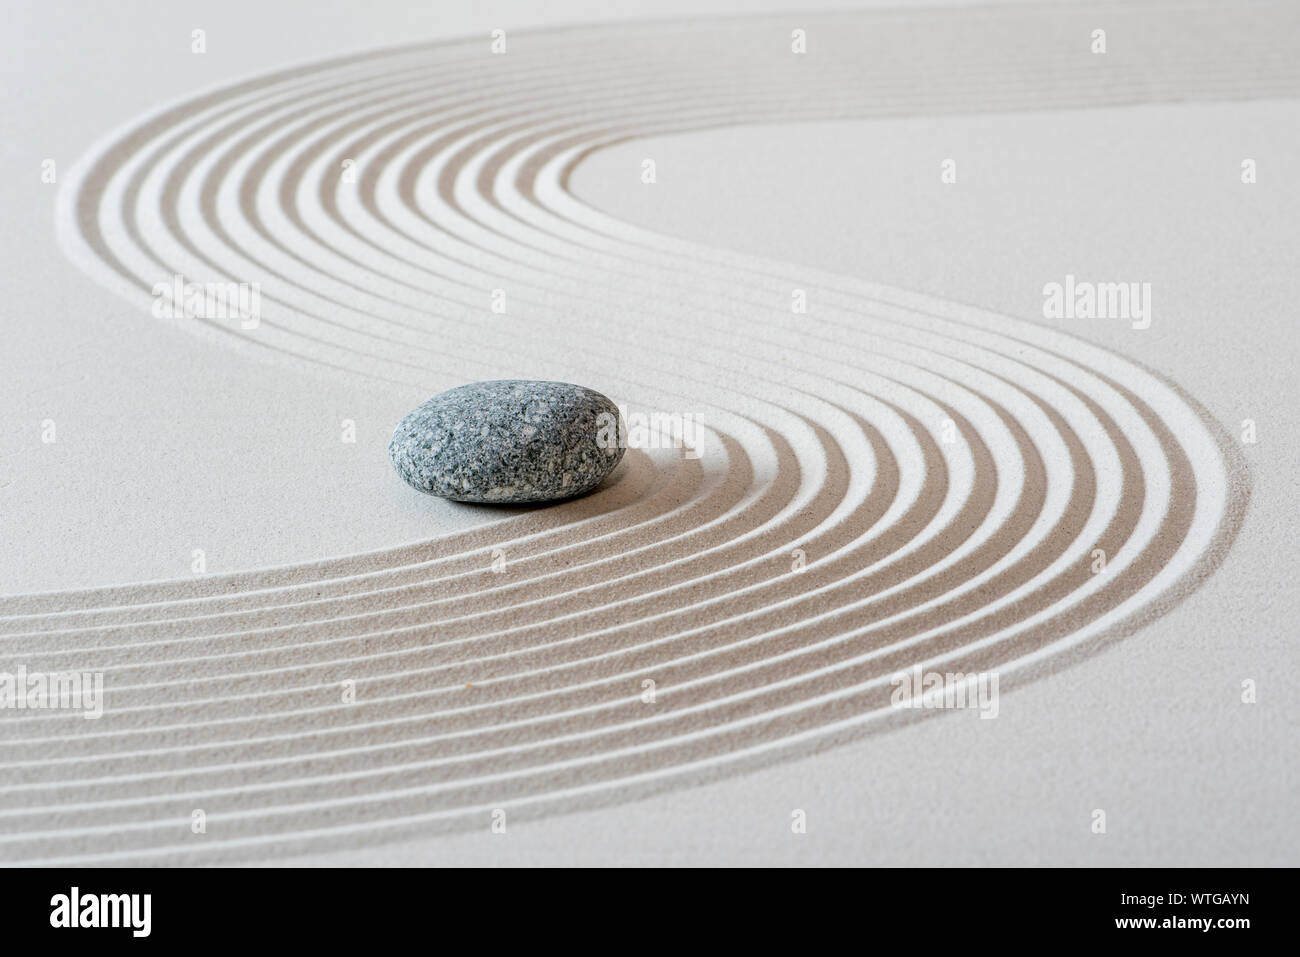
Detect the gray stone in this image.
<box><xmin>388</xmin><ymin>379</ymin><xmax>625</xmax><ymax>504</ymax></box>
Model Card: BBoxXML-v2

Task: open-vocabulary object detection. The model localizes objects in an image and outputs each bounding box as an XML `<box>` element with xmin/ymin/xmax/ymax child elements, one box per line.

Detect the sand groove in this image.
<box><xmin>1</xmin><ymin>4</ymin><xmax>1274</xmax><ymax>862</ymax></box>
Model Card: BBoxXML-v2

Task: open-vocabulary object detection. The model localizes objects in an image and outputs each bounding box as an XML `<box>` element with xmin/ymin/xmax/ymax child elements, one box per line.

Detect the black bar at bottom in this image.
<box><xmin>0</xmin><ymin>866</ymin><xmax>1280</xmax><ymax>944</ymax></box>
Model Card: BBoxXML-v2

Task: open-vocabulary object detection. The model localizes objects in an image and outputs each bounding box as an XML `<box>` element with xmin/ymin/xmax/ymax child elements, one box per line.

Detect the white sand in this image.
<box><xmin>1</xmin><ymin>0</ymin><xmax>1296</xmax><ymax>865</ymax></box>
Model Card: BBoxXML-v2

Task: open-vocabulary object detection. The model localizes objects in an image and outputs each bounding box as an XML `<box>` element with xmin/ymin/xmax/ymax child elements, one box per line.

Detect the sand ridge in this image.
<box><xmin>0</xmin><ymin>3</ymin><xmax>1285</xmax><ymax>862</ymax></box>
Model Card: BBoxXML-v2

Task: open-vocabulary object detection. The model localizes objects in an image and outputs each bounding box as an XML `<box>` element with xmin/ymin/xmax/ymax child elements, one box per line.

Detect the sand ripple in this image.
<box><xmin>4</xmin><ymin>4</ymin><xmax>1280</xmax><ymax>862</ymax></box>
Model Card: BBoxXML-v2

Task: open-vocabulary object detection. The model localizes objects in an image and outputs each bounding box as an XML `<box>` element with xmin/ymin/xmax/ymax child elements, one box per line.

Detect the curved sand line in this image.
<box><xmin>1</xmin><ymin>3</ymin><xmax>1278</xmax><ymax>862</ymax></box>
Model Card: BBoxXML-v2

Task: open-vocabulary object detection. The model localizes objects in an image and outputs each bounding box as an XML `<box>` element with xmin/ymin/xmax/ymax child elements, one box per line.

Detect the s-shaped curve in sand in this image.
<box><xmin>4</xmin><ymin>3</ymin><xmax>1285</xmax><ymax>862</ymax></box>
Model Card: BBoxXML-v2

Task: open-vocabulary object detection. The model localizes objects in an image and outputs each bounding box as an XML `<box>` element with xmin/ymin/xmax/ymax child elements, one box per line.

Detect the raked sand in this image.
<box><xmin>1</xmin><ymin>0</ymin><xmax>1296</xmax><ymax>864</ymax></box>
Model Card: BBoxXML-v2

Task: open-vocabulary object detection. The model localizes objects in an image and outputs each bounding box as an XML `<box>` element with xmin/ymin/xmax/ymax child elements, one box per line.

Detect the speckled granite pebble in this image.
<box><xmin>389</xmin><ymin>380</ymin><xmax>625</xmax><ymax>503</ymax></box>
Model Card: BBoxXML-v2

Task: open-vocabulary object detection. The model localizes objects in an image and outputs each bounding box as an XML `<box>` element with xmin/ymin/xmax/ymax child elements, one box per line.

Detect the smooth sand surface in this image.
<box><xmin>1</xmin><ymin>0</ymin><xmax>1296</xmax><ymax>864</ymax></box>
